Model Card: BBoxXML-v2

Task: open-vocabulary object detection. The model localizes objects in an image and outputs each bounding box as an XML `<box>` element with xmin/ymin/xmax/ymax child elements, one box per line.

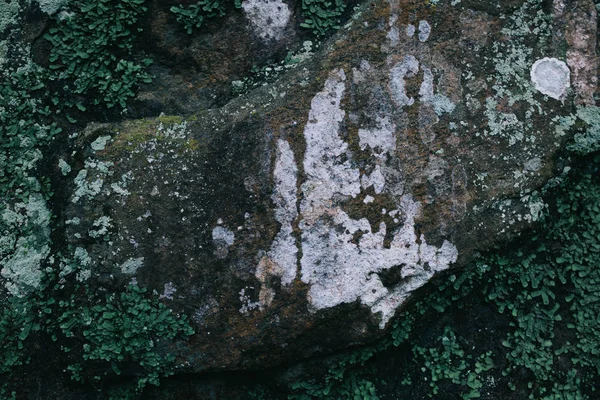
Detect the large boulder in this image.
<box><xmin>58</xmin><ymin>0</ymin><xmax>597</xmax><ymax>373</ymax></box>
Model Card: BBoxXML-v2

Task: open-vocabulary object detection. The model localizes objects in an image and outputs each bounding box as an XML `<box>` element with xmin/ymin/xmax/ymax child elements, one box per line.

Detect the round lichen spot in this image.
<box><xmin>530</xmin><ymin>57</ymin><xmax>570</xmax><ymax>100</ymax></box>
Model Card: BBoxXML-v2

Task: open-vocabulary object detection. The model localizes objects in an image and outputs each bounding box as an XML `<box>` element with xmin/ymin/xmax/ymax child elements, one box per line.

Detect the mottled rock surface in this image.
<box><xmin>17</xmin><ymin>0</ymin><xmax>600</xmax><ymax>375</ymax></box>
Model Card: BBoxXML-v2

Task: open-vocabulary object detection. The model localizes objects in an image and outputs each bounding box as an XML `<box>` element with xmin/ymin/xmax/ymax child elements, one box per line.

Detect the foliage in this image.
<box><xmin>300</xmin><ymin>0</ymin><xmax>346</xmax><ymax>36</ymax></box>
<box><xmin>44</xmin><ymin>0</ymin><xmax>152</xmax><ymax>109</ymax></box>
<box><xmin>0</xmin><ymin>2</ymin><xmax>192</xmax><ymax>397</ymax></box>
<box><xmin>413</xmin><ymin>327</ymin><xmax>493</xmax><ymax>399</ymax></box>
<box><xmin>57</xmin><ymin>283</ymin><xmax>195</xmax><ymax>391</ymax></box>
<box><xmin>170</xmin><ymin>0</ymin><xmax>228</xmax><ymax>34</ymax></box>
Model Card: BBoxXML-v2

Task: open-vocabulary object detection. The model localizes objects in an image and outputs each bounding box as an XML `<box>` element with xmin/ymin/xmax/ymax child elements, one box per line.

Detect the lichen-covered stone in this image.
<box><xmin>58</xmin><ymin>0</ymin><xmax>598</xmax><ymax>373</ymax></box>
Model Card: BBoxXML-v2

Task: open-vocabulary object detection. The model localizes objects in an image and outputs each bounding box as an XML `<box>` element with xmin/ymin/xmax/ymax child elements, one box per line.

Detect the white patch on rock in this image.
<box><xmin>390</xmin><ymin>55</ymin><xmax>420</xmax><ymax>107</ymax></box>
<box><xmin>256</xmin><ymin>139</ymin><xmax>299</xmax><ymax>290</ymax></box>
<box><xmin>160</xmin><ymin>282</ymin><xmax>177</xmax><ymax>300</ymax></box>
<box><xmin>242</xmin><ymin>0</ymin><xmax>291</xmax><ymax>41</ymax></box>
<box><xmin>36</xmin><ymin>0</ymin><xmax>66</xmax><ymax>15</ymax></box>
<box><xmin>530</xmin><ymin>57</ymin><xmax>571</xmax><ymax>100</ymax></box>
<box><xmin>361</xmin><ymin>165</ymin><xmax>386</xmax><ymax>194</ymax></box>
<box><xmin>120</xmin><ymin>257</ymin><xmax>144</xmax><ymax>275</ymax></box>
<box><xmin>387</xmin><ymin>14</ymin><xmax>399</xmax><ymax>46</ymax></box>
<box><xmin>358</xmin><ymin>116</ymin><xmax>396</xmax><ymax>156</ymax></box>
<box><xmin>418</xmin><ymin>20</ymin><xmax>431</xmax><ymax>42</ymax></box>
<box><xmin>90</xmin><ymin>135</ymin><xmax>111</xmax><ymax>151</ymax></box>
<box><xmin>419</xmin><ymin>66</ymin><xmax>456</xmax><ymax>116</ymax></box>
<box><xmin>212</xmin><ymin>226</ymin><xmax>235</xmax><ymax>247</ymax></box>
<box><xmin>299</xmin><ymin>71</ymin><xmax>458</xmax><ymax>328</ymax></box>
<box><xmin>1</xmin><ymin>194</ymin><xmax>51</xmax><ymax>296</ymax></box>
<box><xmin>406</xmin><ymin>24</ymin><xmax>415</xmax><ymax>37</ymax></box>
<box><xmin>364</xmin><ymin>195</ymin><xmax>375</xmax><ymax>204</ymax></box>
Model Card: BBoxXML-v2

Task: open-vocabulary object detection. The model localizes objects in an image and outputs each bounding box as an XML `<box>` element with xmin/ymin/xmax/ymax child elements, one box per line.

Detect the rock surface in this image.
<box><xmin>60</xmin><ymin>0</ymin><xmax>600</xmax><ymax>372</ymax></box>
<box><xmin>7</xmin><ymin>0</ymin><xmax>599</xmax><ymax>375</ymax></box>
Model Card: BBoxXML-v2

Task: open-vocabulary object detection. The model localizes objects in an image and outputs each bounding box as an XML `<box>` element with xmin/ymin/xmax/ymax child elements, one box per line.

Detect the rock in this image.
<box><xmin>50</xmin><ymin>0</ymin><xmax>600</xmax><ymax>373</ymax></box>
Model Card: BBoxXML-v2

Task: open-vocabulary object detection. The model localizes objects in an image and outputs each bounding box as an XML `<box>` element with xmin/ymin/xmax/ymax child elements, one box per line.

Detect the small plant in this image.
<box><xmin>170</xmin><ymin>0</ymin><xmax>227</xmax><ymax>34</ymax></box>
<box><xmin>300</xmin><ymin>0</ymin><xmax>346</xmax><ymax>36</ymax></box>
<box><xmin>57</xmin><ymin>283</ymin><xmax>195</xmax><ymax>392</ymax></box>
<box><xmin>44</xmin><ymin>0</ymin><xmax>152</xmax><ymax>109</ymax></box>
<box><xmin>413</xmin><ymin>327</ymin><xmax>493</xmax><ymax>399</ymax></box>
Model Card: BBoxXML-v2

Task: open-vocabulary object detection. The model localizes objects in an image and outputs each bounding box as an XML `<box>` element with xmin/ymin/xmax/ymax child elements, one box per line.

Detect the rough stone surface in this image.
<box><xmin>14</xmin><ymin>0</ymin><xmax>598</xmax><ymax>375</ymax></box>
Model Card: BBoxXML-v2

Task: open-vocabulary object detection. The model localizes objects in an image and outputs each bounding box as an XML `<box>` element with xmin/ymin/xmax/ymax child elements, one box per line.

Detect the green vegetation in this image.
<box><xmin>57</xmin><ymin>283</ymin><xmax>195</xmax><ymax>391</ymax></box>
<box><xmin>300</xmin><ymin>0</ymin><xmax>346</xmax><ymax>36</ymax></box>
<box><xmin>412</xmin><ymin>327</ymin><xmax>494</xmax><ymax>399</ymax></box>
<box><xmin>170</xmin><ymin>0</ymin><xmax>231</xmax><ymax>34</ymax></box>
<box><xmin>44</xmin><ymin>0</ymin><xmax>152</xmax><ymax>109</ymax></box>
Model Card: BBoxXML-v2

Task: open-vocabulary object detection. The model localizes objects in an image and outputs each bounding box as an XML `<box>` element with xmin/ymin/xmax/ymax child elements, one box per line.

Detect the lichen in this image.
<box><xmin>0</xmin><ymin>194</ymin><xmax>51</xmax><ymax>296</ymax></box>
<box><xmin>242</xmin><ymin>0</ymin><xmax>291</xmax><ymax>40</ymax></box>
<box><xmin>58</xmin><ymin>158</ymin><xmax>71</xmax><ymax>175</ymax></box>
<box><xmin>568</xmin><ymin>106</ymin><xmax>600</xmax><ymax>155</ymax></box>
<box><xmin>296</xmin><ymin>70</ymin><xmax>457</xmax><ymax>327</ymax></box>
<box><xmin>0</xmin><ymin>0</ymin><xmax>20</xmax><ymax>33</ymax></box>
<box><xmin>256</xmin><ymin>139</ymin><xmax>298</xmax><ymax>294</ymax></box>
<box><xmin>418</xmin><ymin>20</ymin><xmax>431</xmax><ymax>42</ymax></box>
<box><xmin>119</xmin><ymin>257</ymin><xmax>145</xmax><ymax>275</ymax></box>
<box><xmin>90</xmin><ymin>135</ymin><xmax>112</xmax><ymax>152</ymax></box>
<box><xmin>390</xmin><ymin>55</ymin><xmax>420</xmax><ymax>108</ymax></box>
<box><xmin>530</xmin><ymin>57</ymin><xmax>570</xmax><ymax>100</ymax></box>
<box><xmin>36</xmin><ymin>0</ymin><xmax>67</xmax><ymax>15</ymax></box>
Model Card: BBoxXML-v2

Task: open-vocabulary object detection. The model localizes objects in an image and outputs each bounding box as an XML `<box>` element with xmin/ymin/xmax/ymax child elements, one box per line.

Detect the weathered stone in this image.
<box><xmin>60</xmin><ymin>0</ymin><xmax>597</xmax><ymax>373</ymax></box>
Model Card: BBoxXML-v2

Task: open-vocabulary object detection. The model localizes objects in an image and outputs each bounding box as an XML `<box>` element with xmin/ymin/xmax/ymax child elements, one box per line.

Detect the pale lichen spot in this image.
<box><xmin>530</xmin><ymin>58</ymin><xmax>570</xmax><ymax>100</ymax></box>
<box><xmin>418</xmin><ymin>20</ymin><xmax>431</xmax><ymax>42</ymax></box>
<box><xmin>390</xmin><ymin>55</ymin><xmax>420</xmax><ymax>108</ymax></box>
<box><xmin>119</xmin><ymin>257</ymin><xmax>145</xmax><ymax>275</ymax></box>
<box><xmin>242</xmin><ymin>0</ymin><xmax>291</xmax><ymax>41</ymax></box>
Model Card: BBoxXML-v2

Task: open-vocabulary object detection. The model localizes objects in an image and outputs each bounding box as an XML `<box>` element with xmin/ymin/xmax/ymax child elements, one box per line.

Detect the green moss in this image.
<box><xmin>157</xmin><ymin>114</ymin><xmax>184</xmax><ymax>125</ymax></box>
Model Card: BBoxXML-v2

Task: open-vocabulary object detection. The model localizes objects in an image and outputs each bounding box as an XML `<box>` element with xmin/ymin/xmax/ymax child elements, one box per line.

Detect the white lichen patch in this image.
<box><xmin>119</xmin><ymin>257</ymin><xmax>144</xmax><ymax>275</ymax></box>
<box><xmin>298</xmin><ymin>71</ymin><xmax>458</xmax><ymax>328</ymax></box>
<box><xmin>242</xmin><ymin>0</ymin><xmax>291</xmax><ymax>41</ymax></box>
<box><xmin>418</xmin><ymin>20</ymin><xmax>431</xmax><ymax>42</ymax></box>
<box><xmin>358</xmin><ymin>116</ymin><xmax>396</xmax><ymax>156</ymax></box>
<box><xmin>530</xmin><ymin>57</ymin><xmax>570</xmax><ymax>99</ymax></box>
<box><xmin>58</xmin><ymin>158</ymin><xmax>71</xmax><ymax>176</ymax></box>
<box><xmin>387</xmin><ymin>14</ymin><xmax>399</xmax><ymax>46</ymax></box>
<box><xmin>256</xmin><ymin>139</ymin><xmax>298</xmax><ymax>290</ymax></box>
<box><xmin>419</xmin><ymin>66</ymin><xmax>456</xmax><ymax>116</ymax></box>
<box><xmin>361</xmin><ymin>165</ymin><xmax>386</xmax><ymax>194</ymax></box>
<box><xmin>36</xmin><ymin>0</ymin><xmax>67</xmax><ymax>15</ymax></box>
<box><xmin>390</xmin><ymin>55</ymin><xmax>420</xmax><ymax>108</ymax></box>
<box><xmin>1</xmin><ymin>194</ymin><xmax>51</xmax><ymax>296</ymax></box>
<box><xmin>0</xmin><ymin>0</ymin><xmax>20</xmax><ymax>33</ymax></box>
<box><xmin>212</xmin><ymin>226</ymin><xmax>235</xmax><ymax>247</ymax></box>
<box><xmin>406</xmin><ymin>24</ymin><xmax>415</xmax><ymax>37</ymax></box>
<box><xmin>88</xmin><ymin>215</ymin><xmax>112</xmax><ymax>238</ymax></box>
<box><xmin>72</xmin><ymin>169</ymin><xmax>103</xmax><ymax>203</ymax></box>
<box><xmin>160</xmin><ymin>282</ymin><xmax>177</xmax><ymax>300</ymax></box>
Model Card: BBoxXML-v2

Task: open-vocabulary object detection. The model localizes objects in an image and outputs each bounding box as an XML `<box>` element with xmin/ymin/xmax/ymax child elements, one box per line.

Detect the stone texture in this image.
<box><xmin>57</xmin><ymin>0</ymin><xmax>598</xmax><ymax>373</ymax></box>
